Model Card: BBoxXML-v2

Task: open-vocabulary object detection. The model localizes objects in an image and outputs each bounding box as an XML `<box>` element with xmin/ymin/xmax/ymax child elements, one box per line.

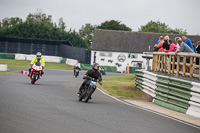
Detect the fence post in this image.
<box><xmin>199</xmin><ymin>58</ymin><xmax>200</xmax><ymax>80</ymax></box>
<box><xmin>190</xmin><ymin>56</ymin><xmax>193</xmax><ymax>77</ymax></box>
<box><xmin>168</xmin><ymin>55</ymin><xmax>172</xmax><ymax>74</ymax></box>
<box><xmin>161</xmin><ymin>55</ymin><xmax>164</xmax><ymax>71</ymax></box>
<box><xmin>164</xmin><ymin>55</ymin><xmax>167</xmax><ymax>72</ymax></box>
<box><xmin>154</xmin><ymin>55</ymin><xmax>158</xmax><ymax>71</ymax></box>
<box><xmin>152</xmin><ymin>53</ymin><xmax>156</xmax><ymax>71</ymax></box>
<box><xmin>172</xmin><ymin>56</ymin><xmax>175</xmax><ymax>75</ymax></box>
<box><xmin>152</xmin><ymin>54</ymin><xmax>155</xmax><ymax>70</ymax></box>
<box><xmin>183</xmin><ymin>56</ymin><xmax>186</xmax><ymax>76</ymax></box>
<box><xmin>176</xmin><ymin>55</ymin><xmax>180</xmax><ymax>76</ymax></box>
<box><xmin>158</xmin><ymin>55</ymin><xmax>161</xmax><ymax>71</ymax></box>
<box><xmin>151</xmin><ymin>53</ymin><xmax>199</xmax><ymax>80</ymax></box>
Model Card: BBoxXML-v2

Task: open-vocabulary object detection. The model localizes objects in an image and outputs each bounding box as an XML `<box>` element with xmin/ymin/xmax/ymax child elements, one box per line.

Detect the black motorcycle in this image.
<box><xmin>79</xmin><ymin>77</ymin><xmax>97</xmax><ymax>103</ymax></box>
<box><xmin>100</xmin><ymin>69</ymin><xmax>106</xmax><ymax>76</ymax></box>
<box><xmin>99</xmin><ymin>67</ymin><xmax>106</xmax><ymax>76</ymax></box>
<box><xmin>74</xmin><ymin>69</ymin><xmax>79</xmax><ymax>78</ymax></box>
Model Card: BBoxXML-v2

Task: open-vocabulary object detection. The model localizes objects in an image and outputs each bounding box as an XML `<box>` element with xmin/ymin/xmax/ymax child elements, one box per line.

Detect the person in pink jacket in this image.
<box><xmin>164</xmin><ymin>40</ymin><xmax>177</xmax><ymax>52</ymax></box>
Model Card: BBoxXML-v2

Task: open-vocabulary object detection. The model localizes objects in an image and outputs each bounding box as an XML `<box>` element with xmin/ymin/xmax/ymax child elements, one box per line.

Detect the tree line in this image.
<box><xmin>0</xmin><ymin>10</ymin><xmax>187</xmax><ymax>49</ymax></box>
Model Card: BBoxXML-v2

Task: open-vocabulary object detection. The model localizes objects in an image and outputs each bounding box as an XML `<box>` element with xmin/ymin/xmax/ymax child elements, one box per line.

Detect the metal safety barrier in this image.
<box><xmin>135</xmin><ymin>69</ymin><xmax>200</xmax><ymax>118</ymax></box>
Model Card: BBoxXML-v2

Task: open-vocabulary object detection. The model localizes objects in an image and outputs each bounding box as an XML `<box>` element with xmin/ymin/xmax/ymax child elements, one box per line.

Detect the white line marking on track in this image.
<box><xmin>97</xmin><ymin>88</ymin><xmax>200</xmax><ymax>129</ymax></box>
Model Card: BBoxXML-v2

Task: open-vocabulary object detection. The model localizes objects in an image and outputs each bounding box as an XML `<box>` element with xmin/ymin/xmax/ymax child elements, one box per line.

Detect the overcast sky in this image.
<box><xmin>0</xmin><ymin>0</ymin><xmax>200</xmax><ymax>35</ymax></box>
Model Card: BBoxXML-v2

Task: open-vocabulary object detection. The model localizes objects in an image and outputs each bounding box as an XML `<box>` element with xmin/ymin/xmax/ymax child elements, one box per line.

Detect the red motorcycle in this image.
<box><xmin>30</xmin><ymin>61</ymin><xmax>42</xmax><ymax>84</ymax></box>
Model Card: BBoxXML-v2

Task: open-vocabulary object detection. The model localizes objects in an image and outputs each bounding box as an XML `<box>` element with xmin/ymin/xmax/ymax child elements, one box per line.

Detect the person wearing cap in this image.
<box><xmin>28</xmin><ymin>52</ymin><xmax>45</xmax><ymax>76</ymax></box>
<box><xmin>175</xmin><ymin>38</ymin><xmax>194</xmax><ymax>71</ymax></box>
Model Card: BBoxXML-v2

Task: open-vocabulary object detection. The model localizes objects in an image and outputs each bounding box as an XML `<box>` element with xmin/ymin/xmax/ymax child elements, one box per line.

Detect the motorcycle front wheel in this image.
<box><xmin>79</xmin><ymin>87</ymin><xmax>87</xmax><ymax>101</ymax></box>
<box><xmin>31</xmin><ymin>73</ymin><xmax>37</xmax><ymax>84</ymax></box>
<box><xmin>84</xmin><ymin>87</ymin><xmax>94</xmax><ymax>103</ymax></box>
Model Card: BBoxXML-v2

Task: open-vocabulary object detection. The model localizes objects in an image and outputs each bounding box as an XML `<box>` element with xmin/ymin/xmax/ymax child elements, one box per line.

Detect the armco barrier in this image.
<box><xmin>42</xmin><ymin>56</ymin><xmax>62</xmax><ymax>63</ymax></box>
<box><xmin>61</xmin><ymin>58</ymin><xmax>67</xmax><ymax>64</ymax></box>
<box><xmin>2</xmin><ymin>53</ymin><xmax>80</xmax><ymax>68</ymax></box>
<box><xmin>102</xmin><ymin>66</ymin><xmax>117</xmax><ymax>73</ymax></box>
<box><xmin>80</xmin><ymin>64</ymin><xmax>117</xmax><ymax>72</ymax></box>
<box><xmin>135</xmin><ymin>69</ymin><xmax>200</xmax><ymax>118</ymax></box>
<box><xmin>80</xmin><ymin>63</ymin><xmax>92</xmax><ymax>70</ymax></box>
<box><xmin>25</xmin><ymin>55</ymin><xmax>35</xmax><ymax>61</ymax></box>
<box><xmin>66</xmin><ymin>58</ymin><xmax>78</xmax><ymax>66</ymax></box>
<box><xmin>15</xmin><ymin>53</ymin><xmax>70</xmax><ymax>64</ymax></box>
<box><xmin>129</xmin><ymin>67</ymin><xmax>142</xmax><ymax>73</ymax></box>
<box><xmin>0</xmin><ymin>53</ymin><xmax>15</xmax><ymax>59</ymax></box>
<box><xmin>2</xmin><ymin>53</ymin><xmax>119</xmax><ymax>73</ymax></box>
<box><xmin>15</xmin><ymin>54</ymin><xmax>63</xmax><ymax>63</ymax></box>
<box><xmin>0</xmin><ymin>64</ymin><xmax>7</xmax><ymax>71</ymax></box>
<box><xmin>15</xmin><ymin>54</ymin><xmax>26</xmax><ymax>60</ymax></box>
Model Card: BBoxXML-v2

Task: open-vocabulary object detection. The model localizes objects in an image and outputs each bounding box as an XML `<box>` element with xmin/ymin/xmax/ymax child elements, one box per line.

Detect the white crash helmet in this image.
<box><xmin>36</xmin><ymin>52</ymin><xmax>42</xmax><ymax>59</ymax></box>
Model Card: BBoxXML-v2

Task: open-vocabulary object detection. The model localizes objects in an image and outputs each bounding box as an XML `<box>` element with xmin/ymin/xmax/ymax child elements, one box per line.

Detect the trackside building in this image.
<box><xmin>91</xmin><ymin>29</ymin><xmax>200</xmax><ymax>72</ymax></box>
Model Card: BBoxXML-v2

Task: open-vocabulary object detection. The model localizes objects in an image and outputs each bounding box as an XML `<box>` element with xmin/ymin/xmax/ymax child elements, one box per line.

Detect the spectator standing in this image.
<box><xmin>165</xmin><ymin>40</ymin><xmax>177</xmax><ymax>70</ymax></box>
<box><xmin>126</xmin><ymin>63</ymin><xmax>130</xmax><ymax>74</ymax></box>
<box><xmin>175</xmin><ymin>38</ymin><xmax>194</xmax><ymax>71</ymax></box>
<box><xmin>175</xmin><ymin>37</ymin><xmax>181</xmax><ymax>51</ymax></box>
<box><xmin>196</xmin><ymin>41</ymin><xmax>200</xmax><ymax>65</ymax></box>
<box><xmin>156</xmin><ymin>36</ymin><xmax>164</xmax><ymax>52</ymax></box>
<box><xmin>164</xmin><ymin>40</ymin><xmax>177</xmax><ymax>52</ymax></box>
<box><xmin>163</xmin><ymin>35</ymin><xmax>170</xmax><ymax>50</ymax></box>
<box><xmin>157</xmin><ymin>36</ymin><xmax>163</xmax><ymax>44</ymax></box>
<box><xmin>182</xmin><ymin>35</ymin><xmax>194</xmax><ymax>51</ymax></box>
<box><xmin>192</xmin><ymin>41</ymin><xmax>196</xmax><ymax>52</ymax></box>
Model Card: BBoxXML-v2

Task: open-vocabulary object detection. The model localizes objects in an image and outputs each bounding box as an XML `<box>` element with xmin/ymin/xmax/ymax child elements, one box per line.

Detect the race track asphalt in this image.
<box><xmin>0</xmin><ymin>69</ymin><xmax>199</xmax><ymax>133</ymax></box>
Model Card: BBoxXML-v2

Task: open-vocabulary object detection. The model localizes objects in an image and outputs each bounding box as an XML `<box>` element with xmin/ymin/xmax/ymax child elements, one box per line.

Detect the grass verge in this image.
<box><xmin>0</xmin><ymin>71</ymin><xmax>20</xmax><ymax>74</ymax></box>
<box><xmin>98</xmin><ymin>74</ymin><xmax>147</xmax><ymax>100</ymax></box>
<box><xmin>0</xmin><ymin>58</ymin><xmax>73</xmax><ymax>74</ymax></box>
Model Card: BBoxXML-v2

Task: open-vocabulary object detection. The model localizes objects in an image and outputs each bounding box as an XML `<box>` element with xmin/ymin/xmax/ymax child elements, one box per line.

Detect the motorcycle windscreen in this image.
<box><xmin>35</xmin><ymin>61</ymin><xmax>41</xmax><ymax>66</ymax></box>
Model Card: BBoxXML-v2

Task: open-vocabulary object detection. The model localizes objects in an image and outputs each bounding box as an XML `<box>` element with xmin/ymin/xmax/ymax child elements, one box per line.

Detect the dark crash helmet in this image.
<box><xmin>93</xmin><ymin>63</ymin><xmax>100</xmax><ymax>71</ymax></box>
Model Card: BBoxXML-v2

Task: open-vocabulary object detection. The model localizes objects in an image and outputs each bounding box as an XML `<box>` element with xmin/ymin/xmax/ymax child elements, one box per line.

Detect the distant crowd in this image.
<box><xmin>154</xmin><ymin>35</ymin><xmax>200</xmax><ymax>65</ymax></box>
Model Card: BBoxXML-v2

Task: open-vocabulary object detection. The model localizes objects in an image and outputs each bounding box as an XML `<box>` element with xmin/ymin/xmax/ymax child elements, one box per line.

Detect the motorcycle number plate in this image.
<box><xmin>90</xmin><ymin>81</ymin><xmax>96</xmax><ymax>86</ymax></box>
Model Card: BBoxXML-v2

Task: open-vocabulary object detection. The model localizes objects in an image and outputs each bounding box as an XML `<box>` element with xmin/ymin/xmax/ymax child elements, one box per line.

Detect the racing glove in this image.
<box><xmin>99</xmin><ymin>82</ymin><xmax>103</xmax><ymax>85</ymax></box>
<box><xmin>83</xmin><ymin>75</ymin><xmax>87</xmax><ymax>79</ymax></box>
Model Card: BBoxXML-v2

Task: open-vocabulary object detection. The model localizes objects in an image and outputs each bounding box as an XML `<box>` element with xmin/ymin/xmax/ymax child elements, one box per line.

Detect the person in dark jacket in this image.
<box><xmin>196</xmin><ymin>41</ymin><xmax>200</xmax><ymax>65</ymax></box>
<box><xmin>163</xmin><ymin>35</ymin><xmax>170</xmax><ymax>50</ymax></box>
<box><xmin>78</xmin><ymin>63</ymin><xmax>102</xmax><ymax>96</ymax></box>
<box><xmin>74</xmin><ymin>65</ymin><xmax>81</xmax><ymax>76</ymax></box>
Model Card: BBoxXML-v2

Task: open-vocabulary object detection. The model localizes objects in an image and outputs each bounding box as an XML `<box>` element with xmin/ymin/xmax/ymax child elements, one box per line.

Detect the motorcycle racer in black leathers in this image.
<box><xmin>78</xmin><ymin>63</ymin><xmax>102</xmax><ymax>96</ymax></box>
